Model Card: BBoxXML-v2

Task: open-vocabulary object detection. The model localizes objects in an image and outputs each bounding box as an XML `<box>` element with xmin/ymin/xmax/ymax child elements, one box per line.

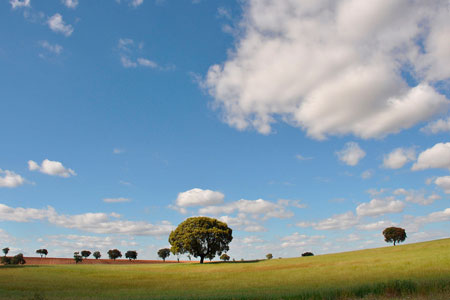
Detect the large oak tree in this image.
<box><xmin>169</xmin><ymin>217</ymin><xmax>232</xmax><ymax>264</ymax></box>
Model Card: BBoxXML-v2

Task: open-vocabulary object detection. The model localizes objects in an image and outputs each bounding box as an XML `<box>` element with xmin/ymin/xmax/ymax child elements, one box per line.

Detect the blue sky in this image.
<box><xmin>1</xmin><ymin>0</ymin><xmax>449</xmax><ymax>260</ymax></box>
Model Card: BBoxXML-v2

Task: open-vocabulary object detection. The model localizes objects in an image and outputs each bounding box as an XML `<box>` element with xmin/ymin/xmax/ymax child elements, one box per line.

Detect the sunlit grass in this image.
<box><xmin>0</xmin><ymin>239</ymin><xmax>449</xmax><ymax>299</ymax></box>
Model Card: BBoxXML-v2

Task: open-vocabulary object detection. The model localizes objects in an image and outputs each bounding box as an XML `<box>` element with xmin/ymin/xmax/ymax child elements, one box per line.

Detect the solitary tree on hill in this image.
<box><xmin>157</xmin><ymin>248</ymin><xmax>171</xmax><ymax>262</ymax></box>
<box><xmin>107</xmin><ymin>249</ymin><xmax>122</xmax><ymax>260</ymax></box>
<box><xmin>81</xmin><ymin>250</ymin><xmax>91</xmax><ymax>259</ymax></box>
<box><xmin>169</xmin><ymin>217</ymin><xmax>233</xmax><ymax>264</ymax></box>
<box><xmin>125</xmin><ymin>250</ymin><xmax>138</xmax><ymax>261</ymax></box>
<box><xmin>36</xmin><ymin>249</ymin><xmax>48</xmax><ymax>258</ymax></box>
<box><xmin>302</xmin><ymin>252</ymin><xmax>314</xmax><ymax>257</ymax></box>
<box><xmin>383</xmin><ymin>227</ymin><xmax>407</xmax><ymax>246</ymax></box>
<box><xmin>93</xmin><ymin>251</ymin><xmax>101</xmax><ymax>260</ymax></box>
<box><xmin>266</xmin><ymin>253</ymin><xmax>273</xmax><ymax>260</ymax></box>
<box><xmin>2</xmin><ymin>248</ymin><xmax>9</xmax><ymax>257</ymax></box>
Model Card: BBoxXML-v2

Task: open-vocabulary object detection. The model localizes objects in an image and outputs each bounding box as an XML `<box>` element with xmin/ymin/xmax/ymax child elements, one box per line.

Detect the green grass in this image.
<box><xmin>1</xmin><ymin>239</ymin><xmax>449</xmax><ymax>299</ymax></box>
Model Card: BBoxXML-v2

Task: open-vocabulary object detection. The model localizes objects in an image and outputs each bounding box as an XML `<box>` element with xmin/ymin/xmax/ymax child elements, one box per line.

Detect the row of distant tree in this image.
<box><xmin>1</xmin><ymin>224</ymin><xmax>407</xmax><ymax>266</ymax></box>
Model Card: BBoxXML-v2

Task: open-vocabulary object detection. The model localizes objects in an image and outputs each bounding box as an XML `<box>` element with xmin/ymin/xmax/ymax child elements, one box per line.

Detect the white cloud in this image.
<box><xmin>406</xmin><ymin>208</ymin><xmax>450</xmax><ymax>232</ymax></box>
<box><xmin>121</xmin><ymin>56</ymin><xmax>137</xmax><ymax>68</ymax></box>
<box><xmin>242</xmin><ymin>236</ymin><xmax>264</xmax><ymax>244</ymax></box>
<box><xmin>0</xmin><ymin>229</ymin><xmax>17</xmax><ymax>245</ymax></box>
<box><xmin>393</xmin><ymin>188</ymin><xmax>441</xmax><ymax>205</ymax></box>
<box><xmin>0</xmin><ymin>203</ymin><xmax>174</xmax><ymax>236</ymax></box>
<box><xmin>137</xmin><ymin>58</ymin><xmax>158</xmax><ymax>68</ymax></box>
<box><xmin>435</xmin><ymin>176</ymin><xmax>450</xmax><ymax>194</ymax></box>
<box><xmin>47</xmin><ymin>13</ymin><xmax>73</xmax><ymax>37</ymax></box>
<box><xmin>336</xmin><ymin>142</ymin><xmax>365</xmax><ymax>166</ymax></box>
<box><xmin>176</xmin><ymin>188</ymin><xmax>224</xmax><ymax>207</ymax></box>
<box><xmin>103</xmin><ymin>197</ymin><xmax>131</xmax><ymax>203</ymax></box>
<box><xmin>62</xmin><ymin>0</ymin><xmax>78</xmax><ymax>9</ymax></box>
<box><xmin>357</xmin><ymin>220</ymin><xmax>396</xmax><ymax>231</ymax></box>
<box><xmin>295</xmin><ymin>154</ymin><xmax>313</xmax><ymax>161</ymax></box>
<box><xmin>0</xmin><ymin>169</ymin><xmax>26</xmax><ymax>188</ymax></box>
<box><xmin>382</xmin><ymin>147</ymin><xmax>416</xmax><ymax>169</ymax></box>
<box><xmin>28</xmin><ymin>159</ymin><xmax>76</xmax><ymax>178</ymax></box>
<box><xmin>130</xmin><ymin>0</ymin><xmax>143</xmax><ymax>7</ymax></box>
<box><xmin>412</xmin><ymin>143</ymin><xmax>450</xmax><ymax>171</ymax></box>
<box><xmin>297</xmin><ymin>211</ymin><xmax>358</xmax><ymax>230</ymax></box>
<box><xmin>200</xmin><ymin>198</ymin><xmax>294</xmax><ymax>220</ymax></box>
<box><xmin>366</xmin><ymin>188</ymin><xmax>387</xmax><ymax>197</ymax></box>
<box><xmin>336</xmin><ymin>233</ymin><xmax>361</xmax><ymax>243</ymax></box>
<box><xmin>204</xmin><ymin>1</ymin><xmax>449</xmax><ymax>139</ymax></box>
<box><xmin>280</xmin><ymin>233</ymin><xmax>325</xmax><ymax>248</ymax></box>
<box><xmin>356</xmin><ymin>198</ymin><xmax>405</xmax><ymax>217</ymax></box>
<box><xmin>117</xmin><ymin>39</ymin><xmax>160</xmax><ymax>69</ymax></box>
<box><xmin>218</xmin><ymin>214</ymin><xmax>267</xmax><ymax>232</ymax></box>
<box><xmin>39</xmin><ymin>41</ymin><xmax>63</xmax><ymax>55</ymax></box>
<box><xmin>421</xmin><ymin>117</ymin><xmax>450</xmax><ymax>134</ymax></box>
<box><xmin>361</xmin><ymin>169</ymin><xmax>374</xmax><ymax>179</ymax></box>
<box><xmin>10</xmin><ymin>0</ymin><xmax>30</xmax><ymax>9</ymax></box>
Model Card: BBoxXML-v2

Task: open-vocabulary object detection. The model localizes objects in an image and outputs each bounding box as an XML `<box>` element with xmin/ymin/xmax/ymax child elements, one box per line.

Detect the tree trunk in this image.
<box><xmin>200</xmin><ymin>256</ymin><xmax>204</xmax><ymax>264</ymax></box>
<box><xmin>394</xmin><ymin>240</ymin><xmax>396</xmax><ymax>246</ymax></box>
<box><xmin>163</xmin><ymin>258</ymin><xmax>165</xmax><ymax>262</ymax></box>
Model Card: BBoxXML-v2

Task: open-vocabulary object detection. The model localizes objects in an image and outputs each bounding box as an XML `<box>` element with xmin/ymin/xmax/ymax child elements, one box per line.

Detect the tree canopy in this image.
<box><xmin>266</xmin><ymin>253</ymin><xmax>273</xmax><ymax>260</ymax></box>
<box><xmin>169</xmin><ymin>217</ymin><xmax>233</xmax><ymax>264</ymax></box>
<box><xmin>157</xmin><ymin>248</ymin><xmax>171</xmax><ymax>262</ymax></box>
<box><xmin>73</xmin><ymin>252</ymin><xmax>83</xmax><ymax>264</ymax></box>
<box><xmin>36</xmin><ymin>249</ymin><xmax>48</xmax><ymax>258</ymax></box>
<box><xmin>383</xmin><ymin>227</ymin><xmax>407</xmax><ymax>246</ymax></box>
<box><xmin>220</xmin><ymin>253</ymin><xmax>230</xmax><ymax>261</ymax></box>
<box><xmin>2</xmin><ymin>248</ymin><xmax>9</xmax><ymax>256</ymax></box>
<box><xmin>93</xmin><ymin>251</ymin><xmax>101</xmax><ymax>260</ymax></box>
<box><xmin>125</xmin><ymin>250</ymin><xmax>138</xmax><ymax>261</ymax></box>
<box><xmin>107</xmin><ymin>249</ymin><xmax>122</xmax><ymax>260</ymax></box>
<box><xmin>81</xmin><ymin>250</ymin><xmax>91</xmax><ymax>259</ymax></box>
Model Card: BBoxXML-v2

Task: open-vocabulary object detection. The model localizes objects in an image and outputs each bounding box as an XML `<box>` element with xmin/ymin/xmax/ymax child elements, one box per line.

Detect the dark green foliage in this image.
<box><xmin>12</xmin><ymin>253</ymin><xmax>25</xmax><ymax>265</ymax></box>
<box><xmin>302</xmin><ymin>252</ymin><xmax>314</xmax><ymax>257</ymax></box>
<box><xmin>2</xmin><ymin>247</ymin><xmax>9</xmax><ymax>256</ymax></box>
<box><xmin>107</xmin><ymin>249</ymin><xmax>122</xmax><ymax>260</ymax></box>
<box><xmin>220</xmin><ymin>253</ymin><xmax>230</xmax><ymax>261</ymax></box>
<box><xmin>36</xmin><ymin>249</ymin><xmax>48</xmax><ymax>258</ymax></box>
<box><xmin>169</xmin><ymin>216</ymin><xmax>233</xmax><ymax>263</ymax></box>
<box><xmin>125</xmin><ymin>250</ymin><xmax>138</xmax><ymax>261</ymax></box>
<box><xmin>73</xmin><ymin>252</ymin><xmax>82</xmax><ymax>264</ymax></box>
<box><xmin>157</xmin><ymin>248</ymin><xmax>170</xmax><ymax>262</ymax></box>
<box><xmin>266</xmin><ymin>253</ymin><xmax>273</xmax><ymax>260</ymax></box>
<box><xmin>81</xmin><ymin>250</ymin><xmax>91</xmax><ymax>259</ymax></box>
<box><xmin>1</xmin><ymin>253</ymin><xmax>26</xmax><ymax>265</ymax></box>
<box><xmin>383</xmin><ymin>227</ymin><xmax>407</xmax><ymax>246</ymax></box>
<box><xmin>93</xmin><ymin>251</ymin><xmax>101</xmax><ymax>260</ymax></box>
<box><xmin>1</xmin><ymin>256</ymin><xmax>11</xmax><ymax>265</ymax></box>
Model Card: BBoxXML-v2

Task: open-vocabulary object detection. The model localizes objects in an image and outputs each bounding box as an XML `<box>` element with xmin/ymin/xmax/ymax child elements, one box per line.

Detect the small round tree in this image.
<box><xmin>93</xmin><ymin>251</ymin><xmax>101</xmax><ymax>260</ymax></box>
<box><xmin>74</xmin><ymin>252</ymin><xmax>83</xmax><ymax>264</ymax></box>
<box><xmin>158</xmin><ymin>248</ymin><xmax>171</xmax><ymax>262</ymax></box>
<box><xmin>266</xmin><ymin>253</ymin><xmax>273</xmax><ymax>260</ymax></box>
<box><xmin>169</xmin><ymin>217</ymin><xmax>233</xmax><ymax>264</ymax></box>
<box><xmin>36</xmin><ymin>249</ymin><xmax>48</xmax><ymax>258</ymax></box>
<box><xmin>125</xmin><ymin>250</ymin><xmax>138</xmax><ymax>261</ymax></box>
<box><xmin>81</xmin><ymin>250</ymin><xmax>91</xmax><ymax>260</ymax></box>
<box><xmin>2</xmin><ymin>248</ymin><xmax>9</xmax><ymax>257</ymax></box>
<box><xmin>220</xmin><ymin>253</ymin><xmax>230</xmax><ymax>262</ymax></box>
<box><xmin>107</xmin><ymin>249</ymin><xmax>122</xmax><ymax>260</ymax></box>
<box><xmin>383</xmin><ymin>227</ymin><xmax>407</xmax><ymax>246</ymax></box>
<box><xmin>302</xmin><ymin>252</ymin><xmax>314</xmax><ymax>257</ymax></box>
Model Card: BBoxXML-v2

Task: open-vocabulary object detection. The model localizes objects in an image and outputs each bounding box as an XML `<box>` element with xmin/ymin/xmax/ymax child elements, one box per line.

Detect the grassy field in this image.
<box><xmin>0</xmin><ymin>239</ymin><xmax>449</xmax><ymax>300</ymax></box>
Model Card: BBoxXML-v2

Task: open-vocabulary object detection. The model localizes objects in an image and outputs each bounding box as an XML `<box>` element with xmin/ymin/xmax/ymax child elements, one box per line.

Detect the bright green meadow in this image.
<box><xmin>1</xmin><ymin>239</ymin><xmax>449</xmax><ymax>300</ymax></box>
